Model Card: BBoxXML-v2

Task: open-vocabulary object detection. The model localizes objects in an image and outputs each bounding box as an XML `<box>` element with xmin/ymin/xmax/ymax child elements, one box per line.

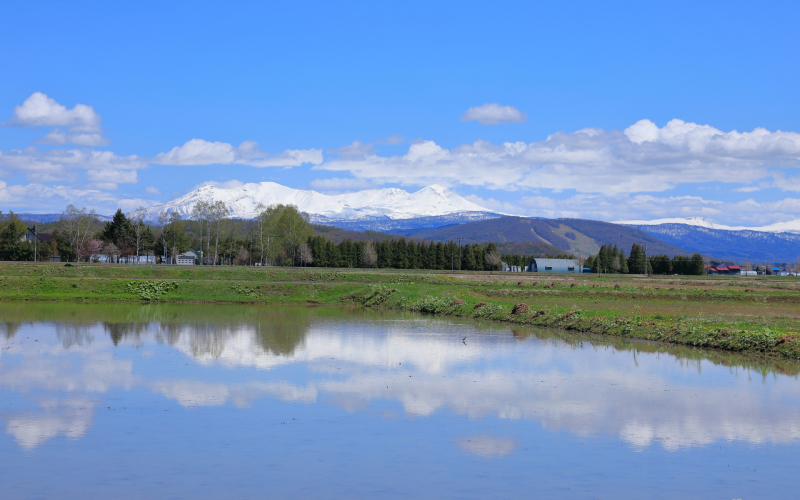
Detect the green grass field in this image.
<box><xmin>1</xmin><ymin>261</ymin><xmax>799</xmax><ymax>359</ymax></box>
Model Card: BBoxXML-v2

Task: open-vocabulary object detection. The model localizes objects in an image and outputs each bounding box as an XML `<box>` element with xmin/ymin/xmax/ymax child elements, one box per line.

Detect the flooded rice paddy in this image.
<box><xmin>1</xmin><ymin>302</ymin><xmax>799</xmax><ymax>499</ymax></box>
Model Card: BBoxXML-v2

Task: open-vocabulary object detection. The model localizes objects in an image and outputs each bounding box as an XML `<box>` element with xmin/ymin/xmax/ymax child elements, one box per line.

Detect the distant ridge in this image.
<box><xmin>624</xmin><ymin>222</ymin><xmax>800</xmax><ymax>262</ymax></box>
<box><xmin>16</xmin><ymin>213</ymin><xmax>113</xmax><ymax>223</ymax></box>
<box><xmin>616</xmin><ymin>216</ymin><xmax>800</xmax><ymax>234</ymax></box>
<box><xmin>399</xmin><ymin>216</ymin><xmax>690</xmax><ymax>257</ymax></box>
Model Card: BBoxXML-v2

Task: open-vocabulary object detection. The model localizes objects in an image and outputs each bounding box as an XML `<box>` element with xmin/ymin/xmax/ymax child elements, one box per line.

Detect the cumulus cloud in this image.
<box><xmin>145</xmin><ymin>186</ymin><xmax>161</xmax><ymax>195</ymax></box>
<box><xmin>461</xmin><ymin>103</ymin><xmax>527</xmax><ymax>125</ymax></box>
<box><xmin>7</xmin><ymin>92</ymin><xmax>110</xmax><ymax>146</ymax></box>
<box><xmin>11</xmin><ymin>92</ymin><xmax>102</xmax><ymax>132</ymax></box>
<box><xmin>317</xmin><ymin>118</ymin><xmax>800</xmax><ymax>195</ymax></box>
<box><xmin>152</xmin><ymin>139</ymin><xmax>323</xmax><ymax>167</ymax></box>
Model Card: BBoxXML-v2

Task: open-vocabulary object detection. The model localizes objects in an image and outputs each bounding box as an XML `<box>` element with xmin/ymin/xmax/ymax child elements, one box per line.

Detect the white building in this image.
<box><xmin>176</xmin><ymin>250</ymin><xmax>198</xmax><ymax>265</ymax></box>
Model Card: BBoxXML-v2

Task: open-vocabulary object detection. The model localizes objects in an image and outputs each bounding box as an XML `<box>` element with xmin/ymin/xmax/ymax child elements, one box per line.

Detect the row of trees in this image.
<box><xmin>584</xmin><ymin>243</ymin><xmax>705</xmax><ymax>275</ymax></box>
<box><xmin>305</xmin><ymin>237</ymin><xmax>502</xmax><ymax>270</ymax></box>
<box><xmin>44</xmin><ymin>202</ymin><xmax>315</xmax><ymax>265</ymax></box>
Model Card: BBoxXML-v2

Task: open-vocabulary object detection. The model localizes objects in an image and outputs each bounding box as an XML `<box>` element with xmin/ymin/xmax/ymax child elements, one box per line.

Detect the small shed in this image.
<box><xmin>527</xmin><ymin>258</ymin><xmax>580</xmax><ymax>273</ymax></box>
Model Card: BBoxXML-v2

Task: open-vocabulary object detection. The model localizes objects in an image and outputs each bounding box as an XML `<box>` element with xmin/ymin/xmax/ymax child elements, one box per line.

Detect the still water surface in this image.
<box><xmin>1</xmin><ymin>302</ymin><xmax>799</xmax><ymax>499</ymax></box>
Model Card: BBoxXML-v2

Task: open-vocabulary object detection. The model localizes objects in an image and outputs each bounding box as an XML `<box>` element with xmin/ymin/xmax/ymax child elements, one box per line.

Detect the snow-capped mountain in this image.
<box><xmin>615</xmin><ymin>216</ymin><xmax>800</xmax><ymax>234</ymax></box>
<box><xmin>141</xmin><ymin>182</ymin><xmax>502</xmax><ymax>224</ymax></box>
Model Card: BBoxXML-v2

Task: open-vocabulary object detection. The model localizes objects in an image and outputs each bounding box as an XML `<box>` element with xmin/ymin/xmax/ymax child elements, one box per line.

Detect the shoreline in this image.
<box><xmin>1</xmin><ymin>263</ymin><xmax>799</xmax><ymax>360</ymax></box>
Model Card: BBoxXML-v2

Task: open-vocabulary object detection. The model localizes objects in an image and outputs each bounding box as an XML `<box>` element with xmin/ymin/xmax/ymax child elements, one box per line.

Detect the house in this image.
<box><xmin>728</xmin><ymin>265</ymin><xmax>741</xmax><ymax>275</ymax></box>
<box><xmin>22</xmin><ymin>227</ymin><xmax>52</xmax><ymax>245</ymax></box>
<box><xmin>527</xmin><ymin>258</ymin><xmax>580</xmax><ymax>273</ymax></box>
<box><xmin>176</xmin><ymin>250</ymin><xmax>199</xmax><ymax>265</ymax></box>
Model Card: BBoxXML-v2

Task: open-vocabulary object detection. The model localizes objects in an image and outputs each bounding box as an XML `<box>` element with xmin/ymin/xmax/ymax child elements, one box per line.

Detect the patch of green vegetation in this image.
<box><xmin>126</xmin><ymin>280</ymin><xmax>179</xmax><ymax>301</ymax></box>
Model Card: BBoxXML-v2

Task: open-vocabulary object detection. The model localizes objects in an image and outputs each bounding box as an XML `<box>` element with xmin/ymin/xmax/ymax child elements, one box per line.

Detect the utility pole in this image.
<box><xmin>33</xmin><ymin>225</ymin><xmax>37</xmax><ymax>263</ymax></box>
<box><xmin>644</xmin><ymin>243</ymin><xmax>648</xmax><ymax>277</ymax></box>
<box><xmin>450</xmin><ymin>238</ymin><xmax>454</xmax><ymax>274</ymax></box>
<box><xmin>457</xmin><ymin>237</ymin><xmax>464</xmax><ymax>271</ymax></box>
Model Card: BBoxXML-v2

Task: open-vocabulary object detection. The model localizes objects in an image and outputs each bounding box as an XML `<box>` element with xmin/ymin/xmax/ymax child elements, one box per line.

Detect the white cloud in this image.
<box><xmin>35</xmin><ymin>129</ymin><xmax>68</xmax><ymax>145</ymax></box>
<box><xmin>35</xmin><ymin>129</ymin><xmax>109</xmax><ymax>147</ymax></box>
<box><xmin>0</xmin><ymin>181</ymin><xmax>122</xmax><ymax>213</ymax></box>
<box><xmin>145</xmin><ymin>186</ymin><xmax>161</xmax><ymax>195</ymax></box>
<box><xmin>461</xmin><ymin>103</ymin><xmax>527</xmax><ymax>125</ymax></box>
<box><xmin>0</xmin><ymin>148</ymin><xmax>145</xmax><ymax>185</ymax></box>
<box><xmin>8</xmin><ymin>93</ymin><xmax>110</xmax><ymax>146</ymax></box>
<box><xmin>317</xmin><ymin>119</ymin><xmax>800</xmax><ymax>195</ymax></box>
<box><xmin>153</xmin><ymin>138</ymin><xmax>235</xmax><ymax>165</ymax></box>
<box><xmin>85</xmin><ymin>169</ymin><xmax>137</xmax><ymax>184</ymax></box>
<box><xmin>152</xmin><ymin>139</ymin><xmax>323</xmax><ymax>167</ymax></box>
<box><xmin>11</xmin><ymin>92</ymin><xmax>102</xmax><ymax>132</ymax></box>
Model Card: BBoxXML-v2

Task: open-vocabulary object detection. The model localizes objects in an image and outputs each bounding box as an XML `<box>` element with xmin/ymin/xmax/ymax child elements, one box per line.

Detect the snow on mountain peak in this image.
<box><xmin>141</xmin><ymin>181</ymin><xmax>498</xmax><ymax>222</ymax></box>
<box><xmin>615</xmin><ymin>216</ymin><xmax>800</xmax><ymax>234</ymax></box>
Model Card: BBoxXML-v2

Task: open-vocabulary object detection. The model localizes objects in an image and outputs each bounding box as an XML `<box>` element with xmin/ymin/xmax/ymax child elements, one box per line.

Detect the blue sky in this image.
<box><xmin>2</xmin><ymin>1</ymin><xmax>800</xmax><ymax>225</ymax></box>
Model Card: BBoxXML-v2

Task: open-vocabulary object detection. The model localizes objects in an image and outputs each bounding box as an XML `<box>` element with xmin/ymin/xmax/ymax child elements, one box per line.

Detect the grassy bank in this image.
<box><xmin>2</xmin><ymin>262</ymin><xmax>800</xmax><ymax>359</ymax></box>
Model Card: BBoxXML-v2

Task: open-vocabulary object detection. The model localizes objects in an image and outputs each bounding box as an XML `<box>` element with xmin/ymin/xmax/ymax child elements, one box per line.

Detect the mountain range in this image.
<box><xmin>13</xmin><ymin>182</ymin><xmax>800</xmax><ymax>261</ymax></box>
<box><xmin>139</xmin><ymin>182</ymin><xmax>502</xmax><ymax>225</ymax></box>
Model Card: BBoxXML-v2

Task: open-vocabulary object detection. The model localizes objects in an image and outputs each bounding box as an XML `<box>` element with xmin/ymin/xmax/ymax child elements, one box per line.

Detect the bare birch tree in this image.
<box><xmin>59</xmin><ymin>205</ymin><xmax>98</xmax><ymax>262</ymax></box>
<box><xmin>484</xmin><ymin>250</ymin><xmax>501</xmax><ymax>274</ymax></box>
<box><xmin>157</xmin><ymin>212</ymin><xmax>169</xmax><ymax>263</ymax></box>
<box><xmin>361</xmin><ymin>242</ymin><xmax>377</xmax><ymax>268</ymax></box>
<box><xmin>299</xmin><ymin>241</ymin><xmax>313</xmax><ymax>266</ymax></box>
<box><xmin>191</xmin><ymin>201</ymin><xmax>212</xmax><ymax>264</ymax></box>
<box><xmin>128</xmin><ymin>207</ymin><xmax>147</xmax><ymax>261</ymax></box>
<box><xmin>210</xmin><ymin>200</ymin><xmax>228</xmax><ymax>266</ymax></box>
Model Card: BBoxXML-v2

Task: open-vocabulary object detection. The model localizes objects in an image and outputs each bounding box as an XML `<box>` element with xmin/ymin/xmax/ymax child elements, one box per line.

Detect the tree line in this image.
<box><xmin>15</xmin><ymin>202</ymin><xmax>314</xmax><ymax>265</ymax></box>
<box><xmin>584</xmin><ymin>243</ymin><xmax>705</xmax><ymax>275</ymax></box>
<box><xmin>306</xmin><ymin>237</ymin><xmax>503</xmax><ymax>270</ymax></box>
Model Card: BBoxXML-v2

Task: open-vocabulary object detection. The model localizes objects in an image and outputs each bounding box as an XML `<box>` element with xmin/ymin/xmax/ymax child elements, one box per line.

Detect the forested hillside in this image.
<box><xmin>402</xmin><ymin>216</ymin><xmax>689</xmax><ymax>257</ymax></box>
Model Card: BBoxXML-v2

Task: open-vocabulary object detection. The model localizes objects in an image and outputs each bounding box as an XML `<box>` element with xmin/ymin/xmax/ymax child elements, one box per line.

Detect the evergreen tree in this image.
<box><xmin>101</xmin><ymin>209</ymin><xmax>133</xmax><ymax>248</ymax></box>
<box><xmin>690</xmin><ymin>253</ymin><xmax>705</xmax><ymax>275</ymax></box>
<box><xmin>628</xmin><ymin>243</ymin><xmax>644</xmax><ymax>274</ymax></box>
<box><xmin>462</xmin><ymin>244</ymin><xmax>476</xmax><ymax>270</ymax></box>
<box><xmin>619</xmin><ymin>249</ymin><xmax>629</xmax><ymax>274</ymax></box>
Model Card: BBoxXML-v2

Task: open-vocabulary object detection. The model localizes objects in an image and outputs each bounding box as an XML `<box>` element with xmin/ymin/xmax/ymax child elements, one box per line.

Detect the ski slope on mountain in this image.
<box><xmin>140</xmin><ymin>182</ymin><xmax>499</xmax><ymax>222</ymax></box>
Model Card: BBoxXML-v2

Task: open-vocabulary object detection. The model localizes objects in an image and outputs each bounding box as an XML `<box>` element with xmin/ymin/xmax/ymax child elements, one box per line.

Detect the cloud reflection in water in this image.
<box><xmin>1</xmin><ymin>306</ymin><xmax>799</xmax><ymax>452</ymax></box>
